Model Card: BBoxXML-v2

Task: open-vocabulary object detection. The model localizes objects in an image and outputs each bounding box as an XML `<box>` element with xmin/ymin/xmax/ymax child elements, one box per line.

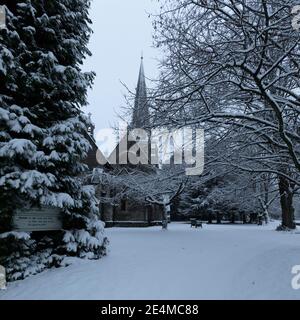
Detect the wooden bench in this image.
<box><xmin>190</xmin><ymin>219</ymin><xmax>203</xmax><ymax>228</ymax></box>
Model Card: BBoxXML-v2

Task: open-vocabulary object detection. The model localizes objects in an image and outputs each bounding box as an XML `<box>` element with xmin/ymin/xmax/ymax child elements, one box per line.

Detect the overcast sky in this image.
<box><xmin>83</xmin><ymin>0</ymin><xmax>160</xmax><ymax>136</ymax></box>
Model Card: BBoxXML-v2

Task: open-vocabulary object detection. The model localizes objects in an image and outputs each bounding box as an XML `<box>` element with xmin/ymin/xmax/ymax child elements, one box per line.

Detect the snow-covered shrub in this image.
<box><xmin>0</xmin><ymin>1</ymin><xmax>108</xmax><ymax>281</ymax></box>
<box><xmin>0</xmin><ymin>232</ymin><xmax>62</xmax><ymax>281</ymax></box>
<box><xmin>61</xmin><ymin>215</ymin><xmax>108</xmax><ymax>260</ymax></box>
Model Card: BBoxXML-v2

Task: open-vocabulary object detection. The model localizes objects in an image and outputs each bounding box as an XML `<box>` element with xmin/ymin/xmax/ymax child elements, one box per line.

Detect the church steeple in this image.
<box><xmin>131</xmin><ymin>56</ymin><xmax>150</xmax><ymax>129</ymax></box>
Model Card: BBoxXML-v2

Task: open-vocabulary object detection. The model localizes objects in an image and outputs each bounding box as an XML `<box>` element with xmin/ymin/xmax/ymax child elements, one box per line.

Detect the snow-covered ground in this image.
<box><xmin>1</xmin><ymin>222</ymin><xmax>300</xmax><ymax>300</ymax></box>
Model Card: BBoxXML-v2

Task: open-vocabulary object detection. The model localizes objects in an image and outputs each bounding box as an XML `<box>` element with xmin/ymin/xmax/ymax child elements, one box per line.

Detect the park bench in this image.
<box><xmin>190</xmin><ymin>219</ymin><xmax>203</xmax><ymax>228</ymax></box>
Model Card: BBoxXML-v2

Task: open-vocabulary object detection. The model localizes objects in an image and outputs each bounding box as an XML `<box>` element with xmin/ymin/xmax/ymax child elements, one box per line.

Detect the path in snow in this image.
<box><xmin>1</xmin><ymin>222</ymin><xmax>300</xmax><ymax>300</ymax></box>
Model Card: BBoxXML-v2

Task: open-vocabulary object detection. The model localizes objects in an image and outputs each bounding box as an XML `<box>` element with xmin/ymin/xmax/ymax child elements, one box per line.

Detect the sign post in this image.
<box><xmin>0</xmin><ymin>265</ymin><xmax>6</xmax><ymax>290</ymax></box>
<box><xmin>13</xmin><ymin>207</ymin><xmax>62</xmax><ymax>232</ymax></box>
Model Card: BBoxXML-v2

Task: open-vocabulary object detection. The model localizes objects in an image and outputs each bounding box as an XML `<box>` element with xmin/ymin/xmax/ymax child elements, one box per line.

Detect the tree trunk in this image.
<box><xmin>162</xmin><ymin>205</ymin><xmax>168</xmax><ymax>230</ymax></box>
<box><xmin>278</xmin><ymin>176</ymin><xmax>295</xmax><ymax>229</ymax></box>
<box><xmin>263</xmin><ymin>206</ymin><xmax>270</xmax><ymax>224</ymax></box>
<box><xmin>258</xmin><ymin>198</ymin><xmax>270</xmax><ymax>225</ymax></box>
<box><xmin>242</xmin><ymin>213</ymin><xmax>247</xmax><ymax>224</ymax></box>
<box><xmin>230</xmin><ymin>213</ymin><xmax>235</xmax><ymax>224</ymax></box>
<box><xmin>207</xmin><ymin>213</ymin><xmax>212</xmax><ymax>224</ymax></box>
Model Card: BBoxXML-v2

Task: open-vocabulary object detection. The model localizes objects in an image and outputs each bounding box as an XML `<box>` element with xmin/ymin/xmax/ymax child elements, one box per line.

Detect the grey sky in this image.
<box><xmin>83</xmin><ymin>0</ymin><xmax>160</xmax><ymax>134</ymax></box>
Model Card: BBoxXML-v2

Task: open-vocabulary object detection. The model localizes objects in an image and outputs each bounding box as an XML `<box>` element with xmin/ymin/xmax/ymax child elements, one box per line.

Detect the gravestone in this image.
<box><xmin>13</xmin><ymin>207</ymin><xmax>62</xmax><ymax>232</ymax></box>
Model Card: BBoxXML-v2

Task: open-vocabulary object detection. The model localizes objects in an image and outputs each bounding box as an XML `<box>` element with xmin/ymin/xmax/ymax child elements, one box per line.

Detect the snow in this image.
<box><xmin>0</xmin><ymin>47</ymin><xmax>14</xmax><ymax>76</ymax></box>
<box><xmin>0</xmin><ymin>139</ymin><xmax>36</xmax><ymax>158</ymax></box>
<box><xmin>0</xmin><ymin>108</ymin><xmax>10</xmax><ymax>121</ymax></box>
<box><xmin>0</xmin><ymin>232</ymin><xmax>30</xmax><ymax>241</ymax></box>
<box><xmin>54</xmin><ymin>65</ymin><xmax>67</xmax><ymax>73</ymax></box>
<box><xmin>41</xmin><ymin>192</ymin><xmax>75</xmax><ymax>208</ymax></box>
<box><xmin>1</xmin><ymin>222</ymin><xmax>300</xmax><ymax>300</ymax></box>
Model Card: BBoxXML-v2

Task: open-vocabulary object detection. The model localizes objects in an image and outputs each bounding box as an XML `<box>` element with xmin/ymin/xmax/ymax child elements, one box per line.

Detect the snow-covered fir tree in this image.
<box><xmin>0</xmin><ymin>0</ymin><xmax>108</xmax><ymax>281</ymax></box>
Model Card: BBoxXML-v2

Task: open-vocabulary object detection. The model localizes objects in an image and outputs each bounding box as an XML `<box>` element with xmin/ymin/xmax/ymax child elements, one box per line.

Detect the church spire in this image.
<box><xmin>131</xmin><ymin>56</ymin><xmax>150</xmax><ymax>129</ymax></box>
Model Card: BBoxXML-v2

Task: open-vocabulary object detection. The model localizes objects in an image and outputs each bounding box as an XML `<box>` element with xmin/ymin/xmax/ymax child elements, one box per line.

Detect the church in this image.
<box><xmin>85</xmin><ymin>57</ymin><xmax>164</xmax><ymax>227</ymax></box>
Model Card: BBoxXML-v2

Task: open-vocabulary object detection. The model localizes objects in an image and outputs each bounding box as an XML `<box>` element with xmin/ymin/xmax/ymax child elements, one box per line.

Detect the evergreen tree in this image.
<box><xmin>0</xmin><ymin>0</ymin><xmax>108</xmax><ymax>281</ymax></box>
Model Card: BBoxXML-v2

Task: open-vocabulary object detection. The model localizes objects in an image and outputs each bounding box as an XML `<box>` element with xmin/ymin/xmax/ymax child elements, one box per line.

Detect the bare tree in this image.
<box><xmin>113</xmin><ymin>167</ymin><xmax>187</xmax><ymax>229</ymax></box>
<box><xmin>150</xmin><ymin>0</ymin><xmax>300</xmax><ymax>228</ymax></box>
